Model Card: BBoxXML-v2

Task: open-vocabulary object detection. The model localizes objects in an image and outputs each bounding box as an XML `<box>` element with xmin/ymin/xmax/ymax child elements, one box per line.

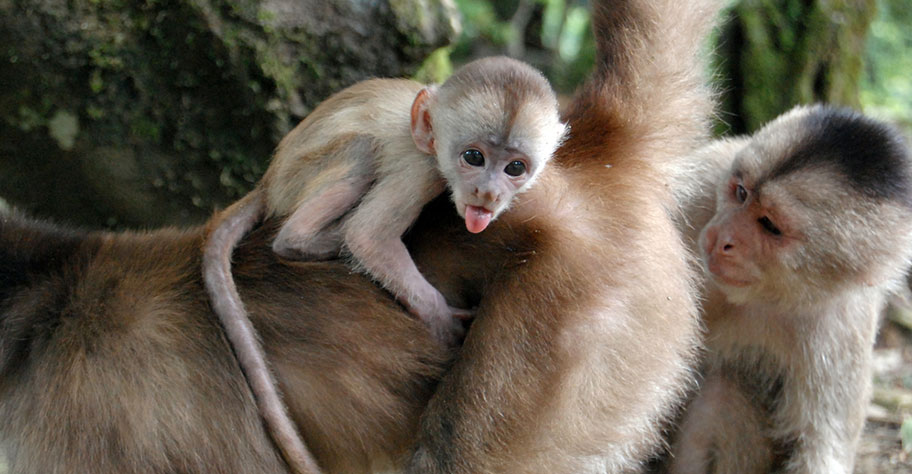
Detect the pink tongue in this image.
<box><xmin>465</xmin><ymin>205</ymin><xmax>493</xmax><ymax>233</ymax></box>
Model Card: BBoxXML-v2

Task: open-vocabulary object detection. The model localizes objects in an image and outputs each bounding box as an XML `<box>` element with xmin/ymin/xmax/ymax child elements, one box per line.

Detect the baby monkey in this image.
<box><xmin>667</xmin><ymin>105</ymin><xmax>912</xmax><ymax>474</ymax></box>
<box><xmin>203</xmin><ymin>56</ymin><xmax>565</xmax><ymax>473</ymax></box>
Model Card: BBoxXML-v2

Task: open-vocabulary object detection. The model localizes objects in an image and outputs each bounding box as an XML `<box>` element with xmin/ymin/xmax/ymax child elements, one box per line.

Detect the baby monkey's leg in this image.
<box><xmin>273</xmin><ymin>176</ymin><xmax>372</xmax><ymax>260</ymax></box>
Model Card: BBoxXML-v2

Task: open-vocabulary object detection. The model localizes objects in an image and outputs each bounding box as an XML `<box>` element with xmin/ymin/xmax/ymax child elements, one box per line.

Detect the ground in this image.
<box><xmin>857</xmin><ymin>302</ymin><xmax>912</xmax><ymax>474</ymax></box>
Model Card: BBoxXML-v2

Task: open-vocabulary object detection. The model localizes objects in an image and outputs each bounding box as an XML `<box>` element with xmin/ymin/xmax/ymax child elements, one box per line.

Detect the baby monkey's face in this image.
<box><xmin>444</xmin><ymin>140</ymin><xmax>538</xmax><ymax>233</ymax></box>
<box><xmin>433</xmin><ymin>107</ymin><xmax>565</xmax><ymax>234</ymax></box>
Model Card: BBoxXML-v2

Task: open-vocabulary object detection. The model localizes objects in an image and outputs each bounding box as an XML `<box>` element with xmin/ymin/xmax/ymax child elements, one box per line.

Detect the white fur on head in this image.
<box><xmin>426</xmin><ymin>56</ymin><xmax>566</xmax><ymax>220</ymax></box>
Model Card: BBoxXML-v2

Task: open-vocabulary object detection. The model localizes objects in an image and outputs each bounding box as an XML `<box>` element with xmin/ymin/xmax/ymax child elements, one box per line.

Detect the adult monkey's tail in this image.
<box><xmin>561</xmin><ymin>0</ymin><xmax>719</xmax><ymax>171</ymax></box>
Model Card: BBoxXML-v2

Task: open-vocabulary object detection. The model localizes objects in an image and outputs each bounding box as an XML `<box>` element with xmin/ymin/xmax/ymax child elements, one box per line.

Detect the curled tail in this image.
<box><xmin>202</xmin><ymin>190</ymin><xmax>322</xmax><ymax>474</ymax></box>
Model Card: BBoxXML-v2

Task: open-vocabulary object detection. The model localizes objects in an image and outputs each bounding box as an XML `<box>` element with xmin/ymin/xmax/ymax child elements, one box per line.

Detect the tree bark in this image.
<box><xmin>717</xmin><ymin>0</ymin><xmax>876</xmax><ymax>134</ymax></box>
<box><xmin>0</xmin><ymin>0</ymin><xmax>458</xmax><ymax>227</ymax></box>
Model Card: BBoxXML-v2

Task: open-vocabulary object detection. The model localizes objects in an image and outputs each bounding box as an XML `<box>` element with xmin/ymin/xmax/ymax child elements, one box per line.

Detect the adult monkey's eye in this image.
<box><xmin>462</xmin><ymin>149</ymin><xmax>485</xmax><ymax>167</ymax></box>
<box><xmin>758</xmin><ymin>216</ymin><xmax>782</xmax><ymax>236</ymax></box>
<box><xmin>504</xmin><ymin>160</ymin><xmax>526</xmax><ymax>177</ymax></box>
<box><xmin>735</xmin><ymin>184</ymin><xmax>748</xmax><ymax>203</ymax></box>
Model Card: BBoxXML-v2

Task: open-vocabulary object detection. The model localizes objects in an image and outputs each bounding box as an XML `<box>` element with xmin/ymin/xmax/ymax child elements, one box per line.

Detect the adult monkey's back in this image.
<box><xmin>405</xmin><ymin>0</ymin><xmax>719</xmax><ymax>471</ymax></box>
<box><xmin>0</xmin><ymin>0</ymin><xmax>719</xmax><ymax>472</ymax></box>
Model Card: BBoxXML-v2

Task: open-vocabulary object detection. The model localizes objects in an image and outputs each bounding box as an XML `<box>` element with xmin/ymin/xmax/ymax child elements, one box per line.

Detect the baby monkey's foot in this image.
<box><xmin>428</xmin><ymin>315</ymin><xmax>465</xmax><ymax>348</ymax></box>
<box><xmin>450</xmin><ymin>306</ymin><xmax>475</xmax><ymax>321</ymax></box>
<box><xmin>404</xmin><ymin>293</ymin><xmax>468</xmax><ymax>347</ymax></box>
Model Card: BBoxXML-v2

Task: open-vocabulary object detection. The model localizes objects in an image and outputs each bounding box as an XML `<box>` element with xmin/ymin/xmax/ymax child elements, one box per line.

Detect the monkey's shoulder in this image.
<box><xmin>336</xmin><ymin>78</ymin><xmax>424</xmax><ymax>100</ymax></box>
<box><xmin>311</xmin><ymin>78</ymin><xmax>424</xmax><ymax>122</ymax></box>
<box><xmin>276</xmin><ymin>80</ymin><xmax>418</xmax><ymax>153</ymax></box>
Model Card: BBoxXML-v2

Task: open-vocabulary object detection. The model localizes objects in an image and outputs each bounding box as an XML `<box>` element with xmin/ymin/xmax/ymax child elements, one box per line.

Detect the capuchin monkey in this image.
<box><xmin>0</xmin><ymin>0</ymin><xmax>721</xmax><ymax>472</ymax></box>
<box><xmin>667</xmin><ymin>105</ymin><xmax>912</xmax><ymax>474</ymax></box>
<box><xmin>207</xmin><ymin>56</ymin><xmax>566</xmax><ymax>346</ymax></box>
<box><xmin>203</xmin><ymin>56</ymin><xmax>565</xmax><ymax>473</ymax></box>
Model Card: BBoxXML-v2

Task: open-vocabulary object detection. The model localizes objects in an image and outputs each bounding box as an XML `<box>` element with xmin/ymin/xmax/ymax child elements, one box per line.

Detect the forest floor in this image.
<box><xmin>856</xmin><ymin>300</ymin><xmax>912</xmax><ymax>473</ymax></box>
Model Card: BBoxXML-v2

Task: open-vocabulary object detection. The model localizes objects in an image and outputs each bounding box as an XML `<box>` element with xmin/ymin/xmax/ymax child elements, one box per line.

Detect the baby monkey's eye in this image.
<box><xmin>462</xmin><ymin>149</ymin><xmax>485</xmax><ymax>167</ymax></box>
<box><xmin>504</xmin><ymin>160</ymin><xmax>526</xmax><ymax>177</ymax></box>
<box><xmin>735</xmin><ymin>184</ymin><xmax>748</xmax><ymax>203</ymax></box>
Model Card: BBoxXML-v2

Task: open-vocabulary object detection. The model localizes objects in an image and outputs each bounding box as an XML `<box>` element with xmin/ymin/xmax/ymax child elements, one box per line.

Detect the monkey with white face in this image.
<box><xmin>203</xmin><ymin>56</ymin><xmax>566</xmax><ymax>473</ymax></box>
<box><xmin>668</xmin><ymin>105</ymin><xmax>912</xmax><ymax>474</ymax></box>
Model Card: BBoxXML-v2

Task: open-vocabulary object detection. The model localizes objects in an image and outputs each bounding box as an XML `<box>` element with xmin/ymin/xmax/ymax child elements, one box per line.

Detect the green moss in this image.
<box><xmin>1</xmin><ymin>0</ymin><xmax>456</xmax><ymax>227</ymax></box>
<box><xmin>391</xmin><ymin>0</ymin><xmax>432</xmax><ymax>42</ymax></box>
<box><xmin>89</xmin><ymin>69</ymin><xmax>104</xmax><ymax>93</ymax></box>
<box><xmin>89</xmin><ymin>0</ymin><xmax>127</xmax><ymax>8</ymax></box>
<box><xmin>12</xmin><ymin>105</ymin><xmax>47</xmax><ymax>132</ymax></box>
<box><xmin>129</xmin><ymin>117</ymin><xmax>161</xmax><ymax>142</ymax></box>
<box><xmin>224</xmin><ymin>0</ymin><xmax>260</xmax><ymax>22</ymax></box>
<box><xmin>255</xmin><ymin>6</ymin><xmax>277</xmax><ymax>35</ymax></box>
<box><xmin>88</xmin><ymin>42</ymin><xmax>126</xmax><ymax>70</ymax></box>
<box><xmin>47</xmin><ymin>110</ymin><xmax>79</xmax><ymax>150</ymax></box>
<box><xmin>256</xmin><ymin>42</ymin><xmax>297</xmax><ymax>99</ymax></box>
<box><xmin>85</xmin><ymin>105</ymin><xmax>105</xmax><ymax>120</ymax></box>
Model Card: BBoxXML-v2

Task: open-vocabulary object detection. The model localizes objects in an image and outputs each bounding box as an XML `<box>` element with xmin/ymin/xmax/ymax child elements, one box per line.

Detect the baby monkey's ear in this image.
<box><xmin>410</xmin><ymin>86</ymin><xmax>437</xmax><ymax>155</ymax></box>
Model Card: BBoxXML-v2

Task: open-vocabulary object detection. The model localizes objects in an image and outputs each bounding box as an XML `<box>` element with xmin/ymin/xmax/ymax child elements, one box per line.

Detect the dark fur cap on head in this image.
<box><xmin>765</xmin><ymin>105</ymin><xmax>912</xmax><ymax>206</ymax></box>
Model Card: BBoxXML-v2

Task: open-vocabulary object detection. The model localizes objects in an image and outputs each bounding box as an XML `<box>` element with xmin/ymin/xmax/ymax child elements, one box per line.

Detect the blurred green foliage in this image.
<box><xmin>447</xmin><ymin>0</ymin><xmax>911</xmax><ymax>138</ymax></box>
<box><xmin>414</xmin><ymin>46</ymin><xmax>456</xmax><ymax>84</ymax></box>
<box><xmin>448</xmin><ymin>0</ymin><xmax>595</xmax><ymax>93</ymax></box>
<box><xmin>860</xmin><ymin>0</ymin><xmax>912</xmax><ymax>133</ymax></box>
<box><xmin>903</xmin><ymin>416</ymin><xmax>912</xmax><ymax>453</ymax></box>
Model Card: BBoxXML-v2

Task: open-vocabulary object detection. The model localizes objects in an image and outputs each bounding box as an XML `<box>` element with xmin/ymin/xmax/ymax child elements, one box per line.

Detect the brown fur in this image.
<box><xmin>405</xmin><ymin>0</ymin><xmax>720</xmax><ymax>470</ymax></box>
<box><xmin>0</xmin><ymin>213</ymin><xmax>449</xmax><ymax>473</ymax></box>
<box><xmin>0</xmin><ymin>0</ymin><xmax>720</xmax><ymax>472</ymax></box>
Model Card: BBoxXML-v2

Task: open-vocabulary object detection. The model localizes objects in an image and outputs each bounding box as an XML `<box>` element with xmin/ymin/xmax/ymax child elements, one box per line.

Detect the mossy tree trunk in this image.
<box><xmin>0</xmin><ymin>0</ymin><xmax>458</xmax><ymax>228</ymax></box>
<box><xmin>717</xmin><ymin>0</ymin><xmax>877</xmax><ymax>134</ymax></box>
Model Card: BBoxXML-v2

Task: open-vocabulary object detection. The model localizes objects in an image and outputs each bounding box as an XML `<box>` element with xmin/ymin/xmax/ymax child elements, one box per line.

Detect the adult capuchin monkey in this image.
<box><xmin>0</xmin><ymin>0</ymin><xmax>720</xmax><ymax>472</ymax></box>
<box><xmin>665</xmin><ymin>105</ymin><xmax>912</xmax><ymax>474</ymax></box>
<box><xmin>203</xmin><ymin>57</ymin><xmax>565</xmax><ymax>473</ymax></box>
